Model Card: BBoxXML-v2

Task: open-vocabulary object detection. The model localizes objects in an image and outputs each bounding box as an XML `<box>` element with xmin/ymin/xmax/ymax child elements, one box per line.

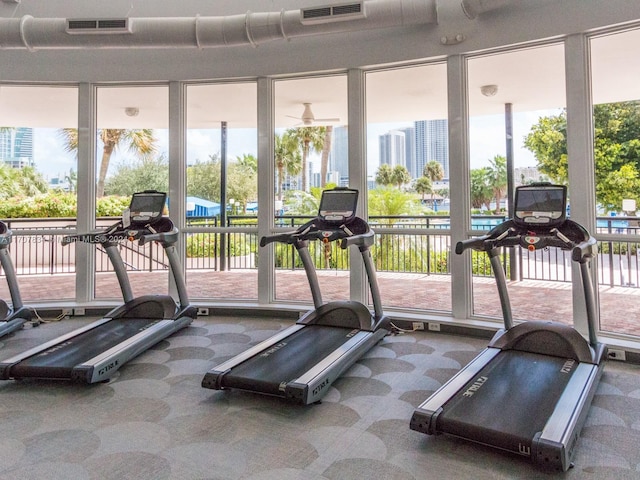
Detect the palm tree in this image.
<box><xmin>391</xmin><ymin>165</ymin><xmax>411</xmax><ymax>189</ymax></box>
<box><xmin>470</xmin><ymin>167</ymin><xmax>493</xmax><ymax>210</ymax></box>
<box><xmin>375</xmin><ymin>164</ymin><xmax>394</xmax><ymax>186</ymax></box>
<box><xmin>414</xmin><ymin>176</ymin><xmax>432</xmax><ymax>203</ymax></box>
<box><xmin>59</xmin><ymin>128</ymin><xmax>157</xmax><ymax>197</ymax></box>
<box><xmin>319</xmin><ymin>126</ymin><xmax>333</xmax><ymax>187</ymax></box>
<box><xmin>423</xmin><ymin>160</ymin><xmax>445</xmax><ymax>206</ymax></box>
<box><xmin>236</xmin><ymin>153</ymin><xmax>258</xmax><ymax>174</ymax></box>
<box><xmin>274</xmin><ymin>132</ymin><xmax>302</xmax><ymax>201</ymax></box>
<box><xmin>487</xmin><ymin>154</ymin><xmax>508</xmax><ymax>213</ymax></box>
<box><xmin>64</xmin><ymin>169</ymin><xmax>78</xmax><ymax>193</ymax></box>
<box><xmin>288</xmin><ymin>126</ymin><xmax>325</xmax><ymax>192</ymax></box>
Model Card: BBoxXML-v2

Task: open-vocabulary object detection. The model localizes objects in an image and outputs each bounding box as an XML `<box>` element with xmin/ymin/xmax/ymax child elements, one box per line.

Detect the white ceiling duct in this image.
<box><xmin>461</xmin><ymin>0</ymin><xmax>515</xmax><ymax>19</ymax></box>
<box><xmin>0</xmin><ymin>0</ymin><xmax>437</xmax><ymax>51</ymax></box>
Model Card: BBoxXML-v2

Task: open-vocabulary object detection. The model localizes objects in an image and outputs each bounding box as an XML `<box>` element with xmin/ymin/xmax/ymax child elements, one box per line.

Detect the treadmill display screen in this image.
<box><xmin>319</xmin><ymin>188</ymin><xmax>358</xmax><ymax>224</ymax></box>
<box><xmin>514</xmin><ymin>184</ymin><xmax>567</xmax><ymax>227</ymax></box>
<box><xmin>129</xmin><ymin>191</ymin><xmax>166</xmax><ymax>224</ymax></box>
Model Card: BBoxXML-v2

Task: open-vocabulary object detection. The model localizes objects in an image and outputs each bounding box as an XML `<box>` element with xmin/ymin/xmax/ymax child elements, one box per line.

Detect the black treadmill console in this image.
<box><xmin>514</xmin><ymin>183</ymin><xmax>567</xmax><ymax>229</ymax></box>
<box><xmin>128</xmin><ymin>190</ymin><xmax>167</xmax><ymax>226</ymax></box>
<box><xmin>318</xmin><ymin>188</ymin><xmax>358</xmax><ymax>225</ymax></box>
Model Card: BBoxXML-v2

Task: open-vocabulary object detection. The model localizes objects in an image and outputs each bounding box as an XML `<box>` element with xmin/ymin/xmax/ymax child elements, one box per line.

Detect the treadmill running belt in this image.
<box><xmin>222</xmin><ymin>325</ymin><xmax>358</xmax><ymax>396</ymax></box>
<box><xmin>438</xmin><ymin>350</ymin><xmax>575</xmax><ymax>454</ymax></box>
<box><xmin>9</xmin><ymin>318</ymin><xmax>160</xmax><ymax>379</ymax></box>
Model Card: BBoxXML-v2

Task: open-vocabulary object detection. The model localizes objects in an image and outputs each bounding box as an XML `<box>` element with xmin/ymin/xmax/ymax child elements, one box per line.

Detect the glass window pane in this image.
<box><xmin>468</xmin><ymin>45</ymin><xmax>568</xmax><ymax>323</ymax></box>
<box><xmin>186</xmin><ymin>82</ymin><xmax>258</xmax><ymax>301</ymax></box>
<box><xmin>0</xmin><ymin>85</ymin><xmax>78</xmax><ymax>303</ymax></box>
<box><xmin>273</xmin><ymin>76</ymin><xmax>348</xmax><ymax>304</ymax></box>
<box><xmin>366</xmin><ymin>64</ymin><xmax>451</xmax><ymax>313</ymax></box>
<box><xmin>95</xmin><ymin>85</ymin><xmax>169</xmax><ymax>300</ymax></box>
<box><xmin>591</xmin><ymin>28</ymin><xmax>640</xmax><ymax>337</ymax></box>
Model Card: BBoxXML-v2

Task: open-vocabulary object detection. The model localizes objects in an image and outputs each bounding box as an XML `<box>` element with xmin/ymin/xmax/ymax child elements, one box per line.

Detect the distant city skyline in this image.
<box><xmin>25</xmin><ymin>109</ymin><xmax>553</xmax><ymax>185</ymax></box>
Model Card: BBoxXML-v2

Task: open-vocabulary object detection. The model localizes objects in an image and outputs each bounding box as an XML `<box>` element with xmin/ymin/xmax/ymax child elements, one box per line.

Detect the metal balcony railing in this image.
<box><xmin>2</xmin><ymin>214</ymin><xmax>640</xmax><ymax>289</ymax></box>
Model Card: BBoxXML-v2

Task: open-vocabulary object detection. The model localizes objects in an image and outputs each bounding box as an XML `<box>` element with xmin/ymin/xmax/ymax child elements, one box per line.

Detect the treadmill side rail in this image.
<box><xmin>74</xmin><ymin>315</ymin><xmax>193</xmax><ymax>383</ymax></box>
<box><xmin>0</xmin><ymin>316</ymin><xmax>114</xmax><ymax>379</ymax></box>
<box><xmin>410</xmin><ymin>347</ymin><xmax>501</xmax><ymax>434</ymax></box>
<box><xmin>532</xmin><ymin>354</ymin><xmax>606</xmax><ymax>471</ymax></box>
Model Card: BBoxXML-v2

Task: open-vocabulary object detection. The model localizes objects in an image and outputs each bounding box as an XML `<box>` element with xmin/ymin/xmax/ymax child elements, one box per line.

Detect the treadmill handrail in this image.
<box><xmin>456</xmin><ymin>219</ymin><xmax>596</xmax><ymax>259</ymax></box>
<box><xmin>260</xmin><ymin>219</ymin><xmax>373</xmax><ymax>250</ymax></box>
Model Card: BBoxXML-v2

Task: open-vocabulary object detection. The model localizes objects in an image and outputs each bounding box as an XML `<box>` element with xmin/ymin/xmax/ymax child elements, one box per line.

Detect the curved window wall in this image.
<box><xmin>3</xmin><ymin>23</ymin><xmax>640</xmax><ymax>348</ymax></box>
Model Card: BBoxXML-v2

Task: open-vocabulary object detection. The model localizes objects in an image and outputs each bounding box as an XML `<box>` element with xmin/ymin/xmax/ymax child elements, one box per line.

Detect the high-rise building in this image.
<box><xmin>331</xmin><ymin>126</ymin><xmax>349</xmax><ymax>186</ymax></box>
<box><xmin>415</xmin><ymin>119</ymin><xmax>448</xmax><ymax>181</ymax></box>
<box><xmin>0</xmin><ymin>127</ymin><xmax>34</xmax><ymax>168</ymax></box>
<box><xmin>379</xmin><ymin>130</ymin><xmax>406</xmax><ymax>167</ymax></box>
<box><xmin>398</xmin><ymin>127</ymin><xmax>416</xmax><ymax>178</ymax></box>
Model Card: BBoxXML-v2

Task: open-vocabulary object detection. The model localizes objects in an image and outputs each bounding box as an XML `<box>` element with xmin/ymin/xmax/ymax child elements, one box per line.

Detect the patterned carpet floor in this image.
<box><xmin>0</xmin><ymin>315</ymin><xmax>639</xmax><ymax>479</ymax></box>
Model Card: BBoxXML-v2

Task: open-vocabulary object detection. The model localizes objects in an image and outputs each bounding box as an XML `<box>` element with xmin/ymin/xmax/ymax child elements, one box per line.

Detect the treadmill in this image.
<box><xmin>0</xmin><ymin>190</ymin><xmax>197</xmax><ymax>383</ymax></box>
<box><xmin>202</xmin><ymin>187</ymin><xmax>391</xmax><ymax>404</ymax></box>
<box><xmin>0</xmin><ymin>220</ymin><xmax>35</xmax><ymax>338</ymax></box>
<box><xmin>410</xmin><ymin>183</ymin><xmax>607</xmax><ymax>471</ymax></box>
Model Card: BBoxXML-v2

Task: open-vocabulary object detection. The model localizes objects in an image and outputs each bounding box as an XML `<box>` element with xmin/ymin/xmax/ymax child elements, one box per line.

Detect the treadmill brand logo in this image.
<box><xmin>462</xmin><ymin>376</ymin><xmax>488</xmax><ymax>397</ymax></box>
<box><xmin>98</xmin><ymin>360</ymin><xmax>119</xmax><ymax>376</ymax></box>
<box><xmin>312</xmin><ymin>378</ymin><xmax>330</xmax><ymax>397</ymax></box>
<box><xmin>561</xmin><ymin>359</ymin><xmax>575</xmax><ymax>374</ymax></box>
<box><xmin>261</xmin><ymin>342</ymin><xmax>287</xmax><ymax>357</ymax></box>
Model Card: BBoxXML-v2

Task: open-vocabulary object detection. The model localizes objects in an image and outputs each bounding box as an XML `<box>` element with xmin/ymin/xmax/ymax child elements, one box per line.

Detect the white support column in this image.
<box><xmin>565</xmin><ymin>33</ymin><xmax>598</xmax><ymax>335</ymax></box>
<box><xmin>348</xmin><ymin>68</ymin><xmax>367</xmax><ymax>304</ymax></box>
<box><xmin>168</xmin><ymin>81</ymin><xmax>187</xmax><ymax>300</ymax></box>
<box><xmin>447</xmin><ymin>55</ymin><xmax>473</xmax><ymax>321</ymax></box>
<box><xmin>75</xmin><ymin>82</ymin><xmax>96</xmax><ymax>304</ymax></box>
<box><xmin>257</xmin><ymin>77</ymin><xmax>275</xmax><ymax>305</ymax></box>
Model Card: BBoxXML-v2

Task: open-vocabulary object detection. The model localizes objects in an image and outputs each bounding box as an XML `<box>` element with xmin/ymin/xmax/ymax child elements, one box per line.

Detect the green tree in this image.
<box><xmin>597</xmin><ymin>163</ymin><xmax>640</xmax><ymax>212</ymax></box>
<box><xmin>470</xmin><ymin>167</ymin><xmax>493</xmax><ymax>210</ymax></box>
<box><xmin>104</xmin><ymin>155</ymin><xmax>169</xmax><ymax>195</ymax></box>
<box><xmin>524</xmin><ymin>101</ymin><xmax>640</xmax><ymax>212</ymax></box>
<box><xmin>59</xmin><ymin>127</ymin><xmax>158</xmax><ymax>197</ymax></box>
<box><xmin>368</xmin><ymin>187</ymin><xmax>415</xmax><ymax>220</ymax></box>
<box><xmin>187</xmin><ymin>155</ymin><xmax>221</xmax><ymax>201</ymax></box>
<box><xmin>186</xmin><ymin>153</ymin><xmax>257</xmax><ymax>212</ymax></box>
<box><xmin>487</xmin><ymin>155</ymin><xmax>507</xmax><ymax>213</ymax></box>
<box><xmin>523</xmin><ymin>114</ymin><xmax>568</xmax><ymax>184</ymax></box>
<box><xmin>423</xmin><ymin>160</ymin><xmax>444</xmax><ymax>205</ymax></box>
<box><xmin>227</xmin><ymin>161</ymin><xmax>258</xmax><ymax>213</ymax></box>
<box><xmin>375</xmin><ymin>164</ymin><xmax>394</xmax><ymax>186</ymax></box>
<box><xmin>392</xmin><ymin>165</ymin><xmax>411</xmax><ymax>189</ymax></box>
<box><xmin>288</xmin><ymin>126</ymin><xmax>325</xmax><ymax>192</ymax></box>
<box><xmin>414</xmin><ymin>176</ymin><xmax>432</xmax><ymax>202</ymax></box>
<box><xmin>236</xmin><ymin>153</ymin><xmax>258</xmax><ymax>174</ymax></box>
<box><xmin>0</xmin><ymin>164</ymin><xmax>48</xmax><ymax>199</ymax></box>
<box><xmin>275</xmin><ymin>132</ymin><xmax>302</xmax><ymax>201</ymax></box>
<box><xmin>64</xmin><ymin>169</ymin><xmax>77</xmax><ymax>193</ymax></box>
<box><xmin>320</xmin><ymin>126</ymin><xmax>333</xmax><ymax>187</ymax></box>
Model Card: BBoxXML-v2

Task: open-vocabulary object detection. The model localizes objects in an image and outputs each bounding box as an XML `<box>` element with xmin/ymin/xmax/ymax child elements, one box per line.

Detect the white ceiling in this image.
<box><xmin>0</xmin><ymin>29</ymin><xmax>638</xmax><ymax>129</ymax></box>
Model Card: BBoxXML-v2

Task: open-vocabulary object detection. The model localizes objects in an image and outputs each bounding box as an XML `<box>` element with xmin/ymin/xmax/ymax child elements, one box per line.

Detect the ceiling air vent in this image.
<box><xmin>66</xmin><ymin>18</ymin><xmax>132</xmax><ymax>35</ymax></box>
<box><xmin>300</xmin><ymin>2</ymin><xmax>365</xmax><ymax>25</ymax></box>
